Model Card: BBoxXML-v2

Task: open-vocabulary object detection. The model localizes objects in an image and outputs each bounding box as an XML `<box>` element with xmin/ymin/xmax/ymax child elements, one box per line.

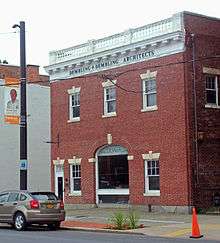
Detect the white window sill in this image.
<box><xmin>102</xmin><ymin>112</ymin><xmax>117</xmax><ymax>118</ymax></box>
<box><xmin>205</xmin><ymin>104</ymin><xmax>220</xmax><ymax>109</ymax></box>
<box><xmin>143</xmin><ymin>191</ymin><xmax>160</xmax><ymax>197</ymax></box>
<box><xmin>141</xmin><ymin>106</ymin><xmax>158</xmax><ymax>112</ymax></box>
<box><xmin>68</xmin><ymin>117</ymin><xmax>80</xmax><ymax>123</ymax></box>
<box><xmin>68</xmin><ymin>191</ymin><xmax>82</xmax><ymax>196</ymax></box>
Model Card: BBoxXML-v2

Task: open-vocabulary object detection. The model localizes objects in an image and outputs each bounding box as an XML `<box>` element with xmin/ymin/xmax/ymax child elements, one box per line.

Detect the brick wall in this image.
<box><xmin>51</xmin><ymin>52</ymin><xmax>190</xmax><ymax>206</ymax></box>
<box><xmin>184</xmin><ymin>13</ymin><xmax>220</xmax><ymax>208</ymax></box>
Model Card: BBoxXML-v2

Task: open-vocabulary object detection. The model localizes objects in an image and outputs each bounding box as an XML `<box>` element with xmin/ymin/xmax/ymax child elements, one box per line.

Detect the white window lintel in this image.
<box><xmin>140</xmin><ymin>70</ymin><xmax>157</xmax><ymax>80</ymax></box>
<box><xmin>142</xmin><ymin>152</ymin><xmax>160</xmax><ymax>160</ymax></box>
<box><xmin>102</xmin><ymin>79</ymin><xmax>117</xmax><ymax>87</ymax></box>
<box><xmin>68</xmin><ymin>86</ymin><xmax>81</xmax><ymax>94</ymax></box>
<box><xmin>68</xmin><ymin>156</ymin><xmax>82</xmax><ymax>164</ymax></box>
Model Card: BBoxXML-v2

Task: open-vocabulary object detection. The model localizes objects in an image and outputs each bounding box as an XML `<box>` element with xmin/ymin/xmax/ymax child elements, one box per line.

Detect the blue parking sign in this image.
<box><xmin>20</xmin><ymin>160</ymin><xmax>28</xmax><ymax>170</ymax></box>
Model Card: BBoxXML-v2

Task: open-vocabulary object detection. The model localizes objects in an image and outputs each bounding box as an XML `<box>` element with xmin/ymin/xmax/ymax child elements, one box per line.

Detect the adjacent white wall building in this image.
<box><xmin>0</xmin><ymin>76</ymin><xmax>51</xmax><ymax>192</ymax></box>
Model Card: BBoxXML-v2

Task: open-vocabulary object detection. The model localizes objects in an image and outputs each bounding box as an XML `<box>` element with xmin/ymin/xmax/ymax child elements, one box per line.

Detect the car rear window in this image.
<box><xmin>30</xmin><ymin>192</ymin><xmax>58</xmax><ymax>201</ymax></box>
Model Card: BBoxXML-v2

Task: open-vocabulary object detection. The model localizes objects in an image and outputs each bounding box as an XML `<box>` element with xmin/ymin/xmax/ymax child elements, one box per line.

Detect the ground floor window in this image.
<box><xmin>145</xmin><ymin>159</ymin><xmax>160</xmax><ymax>194</ymax></box>
<box><xmin>70</xmin><ymin>164</ymin><xmax>81</xmax><ymax>193</ymax></box>
<box><xmin>98</xmin><ymin>155</ymin><xmax>129</xmax><ymax>189</ymax></box>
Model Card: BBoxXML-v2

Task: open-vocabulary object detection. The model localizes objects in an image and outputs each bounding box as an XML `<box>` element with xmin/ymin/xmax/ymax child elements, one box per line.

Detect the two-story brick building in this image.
<box><xmin>45</xmin><ymin>12</ymin><xmax>220</xmax><ymax>212</ymax></box>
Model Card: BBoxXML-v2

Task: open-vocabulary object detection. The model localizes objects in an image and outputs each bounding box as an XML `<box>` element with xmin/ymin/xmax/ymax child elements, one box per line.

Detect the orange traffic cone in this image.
<box><xmin>190</xmin><ymin>207</ymin><xmax>203</xmax><ymax>238</ymax></box>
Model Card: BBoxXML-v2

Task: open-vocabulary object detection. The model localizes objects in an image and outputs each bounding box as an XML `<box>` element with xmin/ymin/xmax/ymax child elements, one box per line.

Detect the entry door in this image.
<box><xmin>54</xmin><ymin>165</ymin><xmax>64</xmax><ymax>200</ymax></box>
<box><xmin>57</xmin><ymin>177</ymin><xmax>64</xmax><ymax>200</ymax></box>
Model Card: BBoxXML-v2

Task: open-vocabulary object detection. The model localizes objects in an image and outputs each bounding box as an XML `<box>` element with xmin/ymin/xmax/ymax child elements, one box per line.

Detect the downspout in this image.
<box><xmin>191</xmin><ymin>33</ymin><xmax>200</xmax><ymax>185</ymax></box>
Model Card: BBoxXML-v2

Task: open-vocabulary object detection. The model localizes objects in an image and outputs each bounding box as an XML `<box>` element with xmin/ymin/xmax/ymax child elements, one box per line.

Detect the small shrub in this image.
<box><xmin>109</xmin><ymin>212</ymin><xmax>127</xmax><ymax>230</ymax></box>
<box><xmin>128</xmin><ymin>211</ymin><xmax>140</xmax><ymax>229</ymax></box>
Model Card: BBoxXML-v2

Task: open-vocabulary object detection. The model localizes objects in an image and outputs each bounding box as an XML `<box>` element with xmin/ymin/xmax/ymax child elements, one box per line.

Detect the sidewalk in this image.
<box><xmin>61</xmin><ymin>207</ymin><xmax>220</xmax><ymax>241</ymax></box>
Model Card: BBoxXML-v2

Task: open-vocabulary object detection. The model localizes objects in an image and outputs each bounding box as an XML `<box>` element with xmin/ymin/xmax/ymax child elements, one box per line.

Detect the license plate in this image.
<box><xmin>46</xmin><ymin>204</ymin><xmax>54</xmax><ymax>209</ymax></box>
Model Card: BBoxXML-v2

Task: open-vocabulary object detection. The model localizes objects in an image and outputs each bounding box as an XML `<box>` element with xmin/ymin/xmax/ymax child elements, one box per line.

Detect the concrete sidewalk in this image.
<box><xmin>62</xmin><ymin>207</ymin><xmax>220</xmax><ymax>241</ymax></box>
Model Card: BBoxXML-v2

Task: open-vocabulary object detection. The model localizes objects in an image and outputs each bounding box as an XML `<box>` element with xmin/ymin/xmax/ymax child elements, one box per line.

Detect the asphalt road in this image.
<box><xmin>0</xmin><ymin>227</ymin><xmax>219</xmax><ymax>243</ymax></box>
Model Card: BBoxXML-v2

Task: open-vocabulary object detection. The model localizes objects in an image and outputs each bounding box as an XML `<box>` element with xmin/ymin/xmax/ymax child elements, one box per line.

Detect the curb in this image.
<box><xmin>61</xmin><ymin>226</ymin><xmax>145</xmax><ymax>235</ymax></box>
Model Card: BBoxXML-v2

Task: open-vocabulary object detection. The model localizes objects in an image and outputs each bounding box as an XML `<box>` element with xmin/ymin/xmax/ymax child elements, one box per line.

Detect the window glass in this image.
<box><xmin>144</xmin><ymin>78</ymin><xmax>157</xmax><ymax>107</ymax></box>
<box><xmin>8</xmin><ymin>193</ymin><xmax>19</xmax><ymax>202</ymax></box>
<box><xmin>105</xmin><ymin>87</ymin><xmax>116</xmax><ymax>114</ymax></box>
<box><xmin>70</xmin><ymin>92</ymin><xmax>80</xmax><ymax>118</ymax></box>
<box><xmin>146</xmin><ymin>160</ymin><xmax>160</xmax><ymax>192</ymax></box>
<box><xmin>206</xmin><ymin>75</ymin><xmax>217</xmax><ymax>105</ymax></box>
<box><xmin>71</xmin><ymin>164</ymin><xmax>81</xmax><ymax>192</ymax></box>
<box><xmin>98</xmin><ymin>155</ymin><xmax>129</xmax><ymax>189</ymax></box>
<box><xmin>0</xmin><ymin>193</ymin><xmax>9</xmax><ymax>203</ymax></box>
<box><xmin>20</xmin><ymin>194</ymin><xmax>27</xmax><ymax>201</ymax></box>
<box><xmin>30</xmin><ymin>192</ymin><xmax>58</xmax><ymax>201</ymax></box>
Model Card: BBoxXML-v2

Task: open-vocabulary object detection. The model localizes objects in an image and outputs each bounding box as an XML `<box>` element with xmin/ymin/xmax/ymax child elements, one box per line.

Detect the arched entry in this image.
<box><xmin>96</xmin><ymin>145</ymin><xmax>129</xmax><ymax>204</ymax></box>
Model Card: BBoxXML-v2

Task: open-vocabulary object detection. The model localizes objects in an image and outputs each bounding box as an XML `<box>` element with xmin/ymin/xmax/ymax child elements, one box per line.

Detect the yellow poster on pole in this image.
<box><xmin>4</xmin><ymin>78</ymin><xmax>20</xmax><ymax>125</ymax></box>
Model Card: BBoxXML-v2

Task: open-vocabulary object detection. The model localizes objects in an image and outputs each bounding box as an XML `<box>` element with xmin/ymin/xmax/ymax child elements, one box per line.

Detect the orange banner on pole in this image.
<box><xmin>4</xmin><ymin>78</ymin><xmax>20</xmax><ymax>125</ymax></box>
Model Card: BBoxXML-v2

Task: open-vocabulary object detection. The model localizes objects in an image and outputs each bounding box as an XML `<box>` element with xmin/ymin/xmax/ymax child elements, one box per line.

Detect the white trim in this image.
<box><xmin>143</xmin><ymin>192</ymin><xmax>160</xmax><ymax>197</ymax></box>
<box><xmin>88</xmin><ymin>158</ymin><xmax>96</xmax><ymax>163</ymax></box>
<box><xmin>97</xmin><ymin>189</ymin><xmax>129</xmax><ymax>195</ymax></box>
<box><xmin>107</xmin><ymin>133</ymin><xmax>112</xmax><ymax>145</ymax></box>
<box><xmin>53</xmin><ymin>158</ymin><xmax>65</xmax><ymax>165</ymax></box>
<box><xmin>102</xmin><ymin>112</ymin><xmax>117</xmax><ymax>118</ymax></box>
<box><xmin>140</xmin><ymin>70</ymin><xmax>157</xmax><ymax>80</ymax></box>
<box><xmin>142</xmin><ymin>152</ymin><xmax>160</xmax><ymax>160</ymax></box>
<box><xmin>127</xmin><ymin>155</ymin><xmax>134</xmax><ymax>161</ymax></box>
<box><xmin>102</xmin><ymin>79</ymin><xmax>117</xmax><ymax>87</ymax></box>
<box><xmin>205</xmin><ymin>104</ymin><xmax>220</xmax><ymax>109</ymax></box>
<box><xmin>141</xmin><ymin>105</ymin><xmax>158</xmax><ymax>112</ymax></box>
<box><xmin>67</xmin><ymin>86</ymin><xmax>81</xmax><ymax>94</ymax></box>
<box><xmin>68</xmin><ymin>192</ymin><xmax>82</xmax><ymax>197</ymax></box>
<box><xmin>203</xmin><ymin>67</ymin><xmax>220</xmax><ymax>75</ymax></box>
<box><xmin>68</xmin><ymin>156</ymin><xmax>82</xmax><ymax>165</ymax></box>
<box><xmin>68</xmin><ymin>117</ymin><xmax>80</xmax><ymax>123</ymax></box>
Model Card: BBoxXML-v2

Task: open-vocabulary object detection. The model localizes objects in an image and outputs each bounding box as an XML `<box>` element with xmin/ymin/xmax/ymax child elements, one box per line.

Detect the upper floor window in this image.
<box><xmin>102</xmin><ymin>80</ymin><xmax>117</xmax><ymax>117</ymax></box>
<box><xmin>140</xmin><ymin>70</ymin><xmax>158</xmax><ymax>112</ymax></box>
<box><xmin>68</xmin><ymin>86</ymin><xmax>81</xmax><ymax>122</ymax></box>
<box><xmin>144</xmin><ymin>79</ymin><xmax>157</xmax><ymax>107</ymax></box>
<box><xmin>205</xmin><ymin>75</ymin><xmax>219</xmax><ymax>107</ymax></box>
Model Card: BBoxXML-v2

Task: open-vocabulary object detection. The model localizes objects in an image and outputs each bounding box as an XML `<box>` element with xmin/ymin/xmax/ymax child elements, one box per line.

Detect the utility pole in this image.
<box><xmin>13</xmin><ymin>21</ymin><xmax>27</xmax><ymax>190</ymax></box>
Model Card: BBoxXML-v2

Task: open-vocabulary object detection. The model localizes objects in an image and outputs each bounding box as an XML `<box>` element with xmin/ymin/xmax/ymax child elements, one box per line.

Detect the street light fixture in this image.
<box><xmin>13</xmin><ymin>21</ymin><xmax>28</xmax><ymax>190</ymax></box>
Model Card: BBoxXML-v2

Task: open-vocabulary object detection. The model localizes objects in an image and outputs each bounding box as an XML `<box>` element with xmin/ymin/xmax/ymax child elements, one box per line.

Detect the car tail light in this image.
<box><xmin>30</xmin><ymin>199</ymin><xmax>39</xmax><ymax>209</ymax></box>
<box><xmin>59</xmin><ymin>200</ymin><xmax>64</xmax><ymax>209</ymax></box>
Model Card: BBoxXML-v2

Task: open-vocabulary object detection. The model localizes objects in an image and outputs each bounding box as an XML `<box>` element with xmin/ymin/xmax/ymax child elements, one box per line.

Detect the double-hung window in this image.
<box><xmin>102</xmin><ymin>80</ymin><xmax>117</xmax><ymax>117</ymax></box>
<box><xmin>68</xmin><ymin>86</ymin><xmax>80</xmax><ymax>122</ymax></box>
<box><xmin>68</xmin><ymin>157</ymin><xmax>82</xmax><ymax>195</ymax></box>
<box><xmin>142</xmin><ymin>152</ymin><xmax>160</xmax><ymax>196</ymax></box>
<box><xmin>143</xmin><ymin>79</ymin><xmax>157</xmax><ymax>107</ymax></box>
<box><xmin>205</xmin><ymin>75</ymin><xmax>219</xmax><ymax>107</ymax></box>
<box><xmin>140</xmin><ymin>71</ymin><xmax>158</xmax><ymax>112</ymax></box>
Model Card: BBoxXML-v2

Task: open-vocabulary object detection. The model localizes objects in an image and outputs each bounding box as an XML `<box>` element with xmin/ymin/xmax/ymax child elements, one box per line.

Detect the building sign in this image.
<box><xmin>69</xmin><ymin>50</ymin><xmax>155</xmax><ymax>77</ymax></box>
<box><xmin>4</xmin><ymin>78</ymin><xmax>20</xmax><ymax>124</ymax></box>
<box><xmin>98</xmin><ymin>145</ymin><xmax>128</xmax><ymax>156</ymax></box>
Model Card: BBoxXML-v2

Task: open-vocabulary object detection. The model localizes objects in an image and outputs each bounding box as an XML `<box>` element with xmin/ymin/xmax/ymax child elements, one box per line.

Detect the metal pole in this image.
<box><xmin>19</xmin><ymin>21</ymin><xmax>27</xmax><ymax>190</ymax></box>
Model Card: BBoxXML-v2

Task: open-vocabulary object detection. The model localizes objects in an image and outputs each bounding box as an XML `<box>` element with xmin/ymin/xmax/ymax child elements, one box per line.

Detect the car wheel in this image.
<box><xmin>14</xmin><ymin>212</ymin><xmax>26</xmax><ymax>231</ymax></box>
<box><xmin>48</xmin><ymin>222</ymin><xmax>61</xmax><ymax>230</ymax></box>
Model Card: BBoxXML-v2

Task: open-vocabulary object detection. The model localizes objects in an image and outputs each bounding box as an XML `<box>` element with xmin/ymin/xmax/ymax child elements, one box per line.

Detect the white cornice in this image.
<box><xmin>45</xmin><ymin>13</ymin><xmax>185</xmax><ymax>81</ymax></box>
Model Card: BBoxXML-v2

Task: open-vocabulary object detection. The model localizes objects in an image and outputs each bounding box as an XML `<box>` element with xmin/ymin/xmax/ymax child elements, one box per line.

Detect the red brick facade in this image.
<box><xmin>50</xmin><ymin>12</ymin><xmax>220</xmax><ymax>210</ymax></box>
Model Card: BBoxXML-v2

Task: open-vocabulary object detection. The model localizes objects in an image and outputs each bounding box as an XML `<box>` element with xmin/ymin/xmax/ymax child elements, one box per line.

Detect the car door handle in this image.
<box><xmin>0</xmin><ymin>203</ymin><xmax>3</xmax><ymax>206</ymax></box>
<box><xmin>13</xmin><ymin>202</ymin><xmax>17</xmax><ymax>205</ymax></box>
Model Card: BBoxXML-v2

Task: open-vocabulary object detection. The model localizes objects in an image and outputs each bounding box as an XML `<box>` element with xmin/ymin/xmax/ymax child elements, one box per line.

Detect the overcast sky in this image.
<box><xmin>0</xmin><ymin>0</ymin><xmax>219</xmax><ymax>74</ymax></box>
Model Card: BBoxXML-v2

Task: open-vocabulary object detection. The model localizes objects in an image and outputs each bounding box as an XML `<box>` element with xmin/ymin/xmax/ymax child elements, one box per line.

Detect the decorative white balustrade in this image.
<box><xmin>49</xmin><ymin>13</ymin><xmax>183</xmax><ymax>65</ymax></box>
